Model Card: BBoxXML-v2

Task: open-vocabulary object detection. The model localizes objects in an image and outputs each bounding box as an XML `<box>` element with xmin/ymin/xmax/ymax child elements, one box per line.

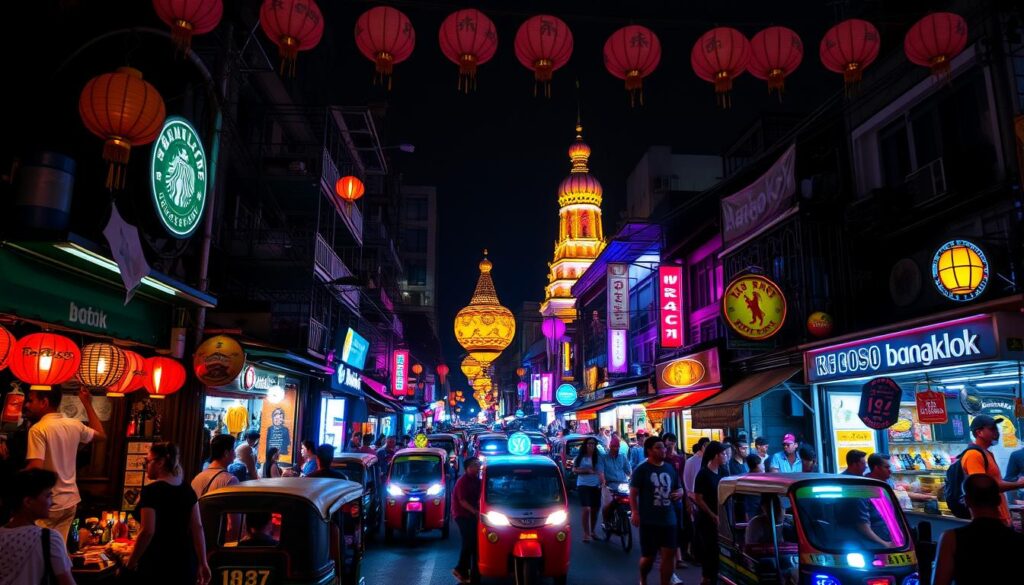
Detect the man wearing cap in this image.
<box><xmin>770</xmin><ymin>433</ymin><xmax>803</xmax><ymax>473</ymax></box>
<box><xmin>960</xmin><ymin>414</ymin><xmax>1024</xmax><ymax>525</ymax></box>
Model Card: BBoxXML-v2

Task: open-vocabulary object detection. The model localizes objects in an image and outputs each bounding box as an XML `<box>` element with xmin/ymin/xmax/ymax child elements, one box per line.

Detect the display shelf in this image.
<box><xmin>892</xmin><ymin>469</ymin><xmax>947</xmax><ymax>475</ymax></box>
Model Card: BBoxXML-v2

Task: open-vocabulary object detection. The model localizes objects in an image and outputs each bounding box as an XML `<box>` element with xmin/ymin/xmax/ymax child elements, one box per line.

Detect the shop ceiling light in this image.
<box><xmin>55</xmin><ymin>243</ymin><xmax>180</xmax><ymax>296</ymax></box>
<box><xmin>975</xmin><ymin>380</ymin><xmax>1019</xmax><ymax>388</ymax></box>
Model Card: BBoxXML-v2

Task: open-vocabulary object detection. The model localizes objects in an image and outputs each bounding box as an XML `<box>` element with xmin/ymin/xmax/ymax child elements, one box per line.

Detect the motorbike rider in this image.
<box><xmin>598</xmin><ymin>436</ymin><xmax>632</xmax><ymax>527</ymax></box>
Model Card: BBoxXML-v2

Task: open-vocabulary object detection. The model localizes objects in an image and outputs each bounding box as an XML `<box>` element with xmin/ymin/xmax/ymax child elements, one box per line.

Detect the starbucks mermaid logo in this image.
<box><xmin>165</xmin><ymin>148</ymin><xmax>196</xmax><ymax>208</ymax></box>
<box><xmin>150</xmin><ymin>116</ymin><xmax>207</xmax><ymax>238</ymax></box>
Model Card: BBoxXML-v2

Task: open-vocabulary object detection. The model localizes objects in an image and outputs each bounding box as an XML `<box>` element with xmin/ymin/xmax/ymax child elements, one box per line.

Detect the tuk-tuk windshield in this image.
<box><xmin>792</xmin><ymin>483</ymin><xmax>909</xmax><ymax>553</ymax></box>
<box><xmin>478</xmin><ymin>438</ymin><xmax>508</xmax><ymax>454</ymax></box>
<box><xmin>428</xmin><ymin>440</ymin><xmax>456</xmax><ymax>457</ymax></box>
<box><xmin>331</xmin><ymin>461</ymin><xmax>365</xmax><ymax>484</ymax></box>
<box><xmin>391</xmin><ymin>455</ymin><xmax>442</xmax><ymax>484</ymax></box>
<box><xmin>486</xmin><ymin>466</ymin><xmax>564</xmax><ymax>508</ymax></box>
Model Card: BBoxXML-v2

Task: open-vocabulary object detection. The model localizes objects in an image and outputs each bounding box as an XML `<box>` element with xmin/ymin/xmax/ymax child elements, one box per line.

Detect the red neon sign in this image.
<box><xmin>659</xmin><ymin>266</ymin><xmax>684</xmax><ymax>348</ymax></box>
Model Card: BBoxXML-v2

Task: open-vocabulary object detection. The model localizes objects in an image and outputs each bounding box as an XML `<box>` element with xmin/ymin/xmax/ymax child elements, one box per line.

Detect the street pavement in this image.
<box><xmin>361</xmin><ymin>497</ymin><xmax>702</xmax><ymax>585</ymax></box>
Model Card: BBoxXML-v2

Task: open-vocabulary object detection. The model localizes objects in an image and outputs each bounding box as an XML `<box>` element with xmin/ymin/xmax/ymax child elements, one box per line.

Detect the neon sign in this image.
<box><xmin>659</xmin><ymin>266</ymin><xmax>684</xmax><ymax>348</ymax></box>
<box><xmin>932</xmin><ymin>240</ymin><xmax>989</xmax><ymax>302</ymax></box>
<box><xmin>392</xmin><ymin>350</ymin><xmax>409</xmax><ymax>395</ymax></box>
<box><xmin>608</xmin><ymin>328</ymin><xmax>628</xmax><ymax>374</ymax></box>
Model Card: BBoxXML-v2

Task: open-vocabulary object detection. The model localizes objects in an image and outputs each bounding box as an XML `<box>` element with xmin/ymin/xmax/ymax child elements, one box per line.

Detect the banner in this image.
<box><xmin>721</xmin><ymin>144</ymin><xmax>796</xmax><ymax>246</ymax></box>
<box><xmin>658</xmin><ymin>266</ymin><xmax>684</xmax><ymax>348</ymax></box>
<box><xmin>608</xmin><ymin>328</ymin><xmax>628</xmax><ymax>374</ymax></box>
<box><xmin>607</xmin><ymin>263</ymin><xmax>630</xmax><ymax>330</ymax></box>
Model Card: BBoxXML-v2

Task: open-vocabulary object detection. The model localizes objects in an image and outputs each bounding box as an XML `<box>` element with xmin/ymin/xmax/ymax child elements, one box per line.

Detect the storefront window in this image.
<box><xmin>319</xmin><ymin>397</ymin><xmax>347</xmax><ymax>452</ymax></box>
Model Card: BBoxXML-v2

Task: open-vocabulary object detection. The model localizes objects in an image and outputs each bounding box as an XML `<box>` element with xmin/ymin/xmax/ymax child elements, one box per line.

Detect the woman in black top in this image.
<box><xmin>693</xmin><ymin>441</ymin><xmax>729</xmax><ymax>585</ymax></box>
<box><xmin>126</xmin><ymin>442</ymin><xmax>211</xmax><ymax>584</ymax></box>
<box><xmin>263</xmin><ymin>447</ymin><xmax>283</xmax><ymax>478</ymax></box>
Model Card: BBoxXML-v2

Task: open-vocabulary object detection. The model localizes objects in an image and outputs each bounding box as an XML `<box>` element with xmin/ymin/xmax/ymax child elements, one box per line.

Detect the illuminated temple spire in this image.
<box><xmin>540</xmin><ymin>121</ymin><xmax>607</xmax><ymax>322</ymax></box>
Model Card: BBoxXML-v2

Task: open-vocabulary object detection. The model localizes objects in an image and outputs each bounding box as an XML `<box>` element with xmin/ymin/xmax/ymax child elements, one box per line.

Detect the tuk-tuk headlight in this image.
<box><xmin>427</xmin><ymin>483</ymin><xmax>443</xmax><ymax>496</ymax></box>
<box><xmin>483</xmin><ymin>511</ymin><xmax>510</xmax><ymax>527</ymax></box>
<box><xmin>812</xmin><ymin>575</ymin><xmax>841</xmax><ymax>585</ymax></box>
<box><xmin>902</xmin><ymin>574</ymin><xmax>920</xmax><ymax>585</ymax></box>
<box><xmin>545</xmin><ymin>510</ymin><xmax>567</xmax><ymax>526</ymax></box>
<box><xmin>845</xmin><ymin>553</ymin><xmax>866</xmax><ymax>569</ymax></box>
<box><xmin>387</xmin><ymin>484</ymin><xmax>404</xmax><ymax>497</ymax></box>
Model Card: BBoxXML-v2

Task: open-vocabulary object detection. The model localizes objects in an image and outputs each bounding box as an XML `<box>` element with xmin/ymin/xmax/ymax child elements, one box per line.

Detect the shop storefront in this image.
<box><xmin>571</xmin><ymin>377</ymin><xmax>653</xmax><ymax>437</ymax></box>
<box><xmin>804</xmin><ymin>311</ymin><xmax>1024</xmax><ymax>533</ymax></box>
<box><xmin>649</xmin><ymin>348</ymin><xmax>723</xmax><ymax>447</ymax></box>
<box><xmin>362</xmin><ymin>376</ymin><xmax>399</xmax><ymax>442</ymax></box>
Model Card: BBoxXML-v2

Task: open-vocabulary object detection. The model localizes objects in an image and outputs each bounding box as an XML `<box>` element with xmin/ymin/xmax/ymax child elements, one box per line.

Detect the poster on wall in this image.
<box><xmin>975</xmin><ymin>397</ymin><xmax>1021</xmax><ymax>472</ymax></box>
<box><xmin>829</xmin><ymin>393</ymin><xmax>876</xmax><ymax>473</ymax></box>
<box><xmin>259</xmin><ymin>384</ymin><xmax>298</xmax><ymax>464</ymax></box>
<box><xmin>121</xmin><ymin>440</ymin><xmax>152</xmax><ymax>511</ymax></box>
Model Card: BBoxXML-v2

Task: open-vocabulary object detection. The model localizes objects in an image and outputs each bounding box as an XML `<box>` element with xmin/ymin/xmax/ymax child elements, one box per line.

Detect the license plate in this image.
<box><xmin>406</xmin><ymin>501</ymin><xmax>423</xmax><ymax>511</ymax></box>
<box><xmin>219</xmin><ymin>567</ymin><xmax>273</xmax><ymax>585</ymax></box>
<box><xmin>885</xmin><ymin>552</ymin><xmax>916</xmax><ymax>566</ymax></box>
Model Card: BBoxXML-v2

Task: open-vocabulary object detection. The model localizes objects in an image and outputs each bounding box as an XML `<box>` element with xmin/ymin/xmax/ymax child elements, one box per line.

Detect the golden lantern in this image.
<box><xmin>454</xmin><ymin>252</ymin><xmax>515</xmax><ymax>367</ymax></box>
<box><xmin>933</xmin><ymin>240</ymin><xmax>988</xmax><ymax>301</ymax></box>
<box><xmin>76</xmin><ymin>343</ymin><xmax>128</xmax><ymax>389</ymax></box>
<box><xmin>460</xmin><ymin>355</ymin><xmax>482</xmax><ymax>380</ymax></box>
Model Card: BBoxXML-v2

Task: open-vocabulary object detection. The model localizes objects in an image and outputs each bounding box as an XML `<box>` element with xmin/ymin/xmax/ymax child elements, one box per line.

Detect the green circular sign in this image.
<box><xmin>150</xmin><ymin>116</ymin><xmax>208</xmax><ymax>238</ymax></box>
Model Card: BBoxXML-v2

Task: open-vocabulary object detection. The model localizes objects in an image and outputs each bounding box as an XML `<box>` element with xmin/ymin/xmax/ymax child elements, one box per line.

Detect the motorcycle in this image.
<box><xmin>600</xmin><ymin>481</ymin><xmax>633</xmax><ymax>552</ymax></box>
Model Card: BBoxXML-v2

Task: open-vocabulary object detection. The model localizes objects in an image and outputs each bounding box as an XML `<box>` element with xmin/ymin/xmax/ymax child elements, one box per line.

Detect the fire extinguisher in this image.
<box><xmin>2</xmin><ymin>383</ymin><xmax>25</xmax><ymax>432</ymax></box>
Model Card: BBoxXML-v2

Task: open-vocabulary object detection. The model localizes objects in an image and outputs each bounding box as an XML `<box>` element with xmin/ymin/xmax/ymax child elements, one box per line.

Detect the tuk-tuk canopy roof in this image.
<box><xmin>482</xmin><ymin>455</ymin><xmax>559</xmax><ymax>469</ymax></box>
<box><xmin>718</xmin><ymin>473</ymin><xmax>893</xmax><ymax>501</ymax></box>
<box><xmin>563</xmin><ymin>433</ymin><xmax>595</xmax><ymax>442</ymax></box>
<box><xmin>333</xmin><ymin>452</ymin><xmax>378</xmax><ymax>466</ymax></box>
<box><xmin>427</xmin><ymin>433</ymin><xmax>459</xmax><ymax>441</ymax></box>
<box><xmin>394</xmin><ymin>447</ymin><xmax>449</xmax><ymax>459</ymax></box>
<box><xmin>475</xmin><ymin>433</ymin><xmax>508</xmax><ymax>441</ymax></box>
<box><xmin>202</xmin><ymin>477</ymin><xmax>362</xmax><ymax>520</ymax></box>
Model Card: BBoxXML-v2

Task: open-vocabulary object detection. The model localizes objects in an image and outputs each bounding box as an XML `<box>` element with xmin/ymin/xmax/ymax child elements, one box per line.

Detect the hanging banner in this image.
<box><xmin>916</xmin><ymin>389</ymin><xmax>948</xmax><ymax>424</ymax></box>
<box><xmin>608</xmin><ymin>328</ymin><xmax>628</xmax><ymax>374</ymax></box>
<box><xmin>721</xmin><ymin>144</ymin><xmax>796</xmax><ymax>246</ymax></box>
<box><xmin>858</xmin><ymin>377</ymin><xmax>903</xmax><ymax>430</ymax></box>
<box><xmin>658</xmin><ymin>266</ymin><xmax>684</xmax><ymax>348</ymax></box>
<box><xmin>391</xmin><ymin>350</ymin><xmax>409</xmax><ymax>396</ymax></box>
<box><xmin>607</xmin><ymin>263</ymin><xmax>630</xmax><ymax>330</ymax></box>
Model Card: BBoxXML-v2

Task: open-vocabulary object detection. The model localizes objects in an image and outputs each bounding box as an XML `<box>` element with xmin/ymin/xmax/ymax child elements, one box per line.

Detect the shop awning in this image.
<box><xmin>362</xmin><ymin>379</ymin><xmax>400</xmax><ymax>413</ymax></box>
<box><xmin>244</xmin><ymin>347</ymin><xmax>332</xmax><ymax>377</ymax></box>
<box><xmin>644</xmin><ymin>389</ymin><xmax>720</xmax><ymax>412</ymax></box>
<box><xmin>576</xmin><ymin>407</ymin><xmax>599</xmax><ymax>420</ymax></box>
<box><xmin>691</xmin><ymin>366</ymin><xmax>801</xmax><ymax>429</ymax></box>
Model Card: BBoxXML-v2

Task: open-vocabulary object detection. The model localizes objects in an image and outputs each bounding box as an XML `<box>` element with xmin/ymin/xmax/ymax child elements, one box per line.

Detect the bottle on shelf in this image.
<box><xmin>67</xmin><ymin>518</ymin><xmax>80</xmax><ymax>554</ymax></box>
<box><xmin>115</xmin><ymin>512</ymin><xmax>128</xmax><ymax>540</ymax></box>
<box><xmin>100</xmin><ymin>512</ymin><xmax>112</xmax><ymax>544</ymax></box>
<box><xmin>126</xmin><ymin>515</ymin><xmax>139</xmax><ymax>540</ymax></box>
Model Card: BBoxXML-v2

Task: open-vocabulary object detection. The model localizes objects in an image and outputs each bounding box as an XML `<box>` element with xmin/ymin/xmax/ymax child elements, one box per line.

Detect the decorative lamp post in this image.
<box><xmin>514</xmin><ymin>15</ymin><xmax>573</xmax><ymax>97</ymax></box>
<box><xmin>108</xmin><ymin>350</ymin><xmax>147</xmax><ymax>397</ymax></box>
<box><xmin>9</xmin><ymin>333</ymin><xmax>82</xmax><ymax>390</ymax></box>
<box><xmin>259</xmin><ymin>0</ymin><xmax>325</xmax><ymax>76</ymax></box>
<box><xmin>143</xmin><ymin>356</ymin><xmax>186</xmax><ymax>398</ymax></box>
<box><xmin>152</xmin><ymin>0</ymin><xmax>224</xmax><ymax>54</ymax></box>
<box><xmin>454</xmin><ymin>251</ymin><xmax>515</xmax><ymax>369</ymax></box>
<box><xmin>603</xmin><ymin>25</ymin><xmax>661</xmax><ymax>106</ymax></box>
<box><xmin>335</xmin><ymin>176</ymin><xmax>365</xmax><ymax>203</ymax></box>
<box><xmin>355</xmin><ymin>6</ymin><xmax>416</xmax><ymax>90</ymax></box>
<box><xmin>439</xmin><ymin>9</ymin><xmax>498</xmax><ymax>92</ymax></box>
<box><xmin>76</xmin><ymin>343</ymin><xmax>128</xmax><ymax>390</ymax></box>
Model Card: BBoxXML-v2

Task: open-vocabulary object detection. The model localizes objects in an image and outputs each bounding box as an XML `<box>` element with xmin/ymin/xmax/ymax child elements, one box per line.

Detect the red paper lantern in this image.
<box><xmin>152</xmin><ymin>0</ymin><xmax>223</xmax><ymax>54</ymax></box>
<box><xmin>514</xmin><ymin>15</ymin><xmax>573</xmax><ymax>98</ymax></box>
<box><xmin>0</xmin><ymin>325</ymin><xmax>14</xmax><ymax>371</ymax></box>
<box><xmin>820</xmin><ymin>19</ymin><xmax>880</xmax><ymax>91</ymax></box>
<box><xmin>259</xmin><ymin>0</ymin><xmax>324</xmax><ymax>77</ymax></box>
<box><xmin>603</xmin><ymin>25</ymin><xmax>661</xmax><ymax>106</ymax></box>
<box><xmin>436</xmin><ymin>364</ymin><xmax>450</xmax><ymax>384</ymax></box>
<box><xmin>748</xmin><ymin>26</ymin><xmax>803</xmax><ymax>97</ymax></box>
<box><xmin>691</xmin><ymin>27</ymin><xmax>750</xmax><ymax>108</ymax></box>
<box><xmin>8</xmin><ymin>333</ymin><xmax>82</xmax><ymax>390</ymax></box>
<box><xmin>108</xmin><ymin>350</ymin><xmax>147</xmax><ymax>397</ymax></box>
<box><xmin>904</xmin><ymin>12</ymin><xmax>967</xmax><ymax>79</ymax></box>
<box><xmin>79</xmin><ymin>67</ymin><xmax>166</xmax><ymax>190</ymax></box>
<box><xmin>411</xmin><ymin>363</ymin><xmax>424</xmax><ymax>376</ymax></box>
<box><xmin>335</xmin><ymin>175</ymin><xmax>365</xmax><ymax>203</ymax></box>
<box><xmin>143</xmin><ymin>356</ymin><xmax>186</xmax><ymax>398</ymax></box>
<box><xmin>439</xmin><ymin>9</ymin><xmax>498</xmax><ymax>92</ymax></box>
<box><xmin>355</xmin><ymin>6</ymin><xmax>416</xmax><ymax>90</ymax></box>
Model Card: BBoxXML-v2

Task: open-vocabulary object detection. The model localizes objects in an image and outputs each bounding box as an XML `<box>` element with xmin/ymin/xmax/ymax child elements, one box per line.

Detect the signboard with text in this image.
<box><xmin>721</xmin><ymin>144</ymin><xmax>796</xmax><ymax>246</ymax></box>
<box><xmin>916</xmin><ymin>389</ymin><xmax>948</xmax><ymax>424</ymax></box>
<box><xmin>150</xmin><ymin>117</ymin><xmax>208</xmax><ymax>238</ymax></box>
<box><xmin>391</xmin><ymin>350</ymin><xmax>409</xmax><ymax>396</ymax></box>
<box><xmin>607</xmin><ymin>263</ymin><xmax>630</xmax><ymax>330</ymax></box>
<box><xmin>608</xmin><ymin>328</ymin><xmax>628</xmax><ymax>374</ymax></box>
<box><xmin>858</xmin><ymin>377</ymin><xmax>902</xmax><ymax>430</ymax></box>
<box><xmin>655</xmin><ymin>348</ymin><xmax>721</xmax><ymax>393</ymax></box>
<box><xmin>340</xmin><ymin>328</ymin><xmax>370</xmax><ymax>370</ymax></box>
<box><xmin>659</xmin><ymin>266</ymin><xmax>684</xmax><ymax>348</ymax></box>
<box><xmin>722</xmin><ymin>274</ymin><xmax>787</xmax><ymax>341</ymax></box>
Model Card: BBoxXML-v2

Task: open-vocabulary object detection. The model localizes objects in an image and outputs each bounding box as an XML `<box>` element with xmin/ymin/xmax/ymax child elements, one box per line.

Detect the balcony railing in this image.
<box><xmin>314</xmin><ymin>234</ymin><xmax>360</xmax><ymax>310</ymax></box>
<box><xmin>321</xmin><ymin>147</ymin><xmax>364</xmax><ymax>244</ymax></box>
<box><xmin>307</xmin><ymin>317</ymin><xmax>328</xmax><ymax>358</ymax></box>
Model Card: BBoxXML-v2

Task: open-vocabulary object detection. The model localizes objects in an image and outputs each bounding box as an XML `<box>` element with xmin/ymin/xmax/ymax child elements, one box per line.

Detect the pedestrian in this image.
<box><xmin>23</xmin><ymin>386</ymin><xmax>106</xmax><ymax>541</ymax></box>
<box><xmin>629</xmin><ymin>430</ymin><xmax>648</xmax><ymax>470</ymax></box>
<box><xmin>598</xmin><ymin>427</ymin><xmax>612</xmax><ymax>449</ymax></box>
<box><xmin>348</xmin><ymin>431</ymin><xmax>364</xmax><ymax>452</ymax></box>
<box><xmin>798</xmin><ymin>446</ymin><xmax>817</xmax><ymax>473</ymax></box>
<box><xmin>682</xmin><ymin>437</ymin><xmax>709</xmax><ymax>563</ymax></box>
<box><xmin>0</xmin><ymin>469</ymin><xmax>76</xmax><ymax>585</ymax></box>
<box><xmin>229</xmin><ymin>430</ymin><xmax>260</xmax><ymax>481</ymax></box>
<box><xmin>693</xmin><ymin>441</ymin><xmax>729</xmax><ymax>584</ymax></box>
<box><xmin>842</xmin><ymin>450</ymin><xmax>867</xmax><ymax>476</ymax></box>
<box><xmin>124</xmin><ymin>442</ymin><xmax>211</xmax><ymax>584</ymax></box>
<box><xmin>376</xmin><ymin>436</ymin><xmax>398</xmax><ymax>467</ymax></box>
<box><xmin>451</xmin><ymin>457</ymin><xmax>482</xmax><ymax>584</ymax></box>
<box><xmin>958</xmin><ymin>415</ymin><xmax>1024</xmax><ymax>525</ymax></box>
<box><xmin>361</xmin><ymin>433</ymin><xmax>376</xmax><ymax>454</ymax></box>
<box><xmin>933</xmin><ymin>473</ymin><xmax>1024</xmax><ymax>585</ymax></box>
<box><xmin>598</xmin><ymin>436</ymin><xmax>631</xmax><ymax>528</ymax></box>
<box><xmin>728</xmin><ymin>437</ymin><xmax>750</xmax><ymax>476</ymax></box>
<box><xmin>770</xmin><ymin>434</ymin><xmax>802</xmax><ymax>473</ymax></box>
<box><xmin>306</xmin><ymin>444</ymin><xmax>345</xmax><ymax>479</ymax></box>
<box><xmin>629</xmin><ymin>435</ymin><xmax>684</xmax><ymax>585</ymax></box>
<box><xmin>262</xmin><ymin>447</ymin><xmax>283</xmax><ymax>478</ymax></box>
<box><xmin>746</xmin><ymin>453</ymin><xmax>764</xmax><ymax>473</ymax></box>
<box><xmin>661</xmin><ymin>433</ymin><xmax>688</xmax><ymax>569</ymax></box>
<box><xmin>574</xmin><ymin>437</ymin><xmax>601</xmax><ymax>541</ymax></box>
<box><xmin>191</xmin><ymin>434</ymin><xmax>239</xmax><ymax>498</ymax></box>
<box><xmin>299</xmin><ymin>440</ymin><xmax>318</xmax><ymax>476</ymax></box>
<box><xmin>754</xmin><ymin>437</ymin><xmax>771</xmax><ymax>472</ymax></box>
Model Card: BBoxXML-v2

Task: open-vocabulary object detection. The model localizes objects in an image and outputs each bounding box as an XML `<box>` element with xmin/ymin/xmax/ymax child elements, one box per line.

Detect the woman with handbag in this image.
<box><xmin>0</xmin><ymin>469</ymin><xmax>76</xmax><ymax>585</ymax></box>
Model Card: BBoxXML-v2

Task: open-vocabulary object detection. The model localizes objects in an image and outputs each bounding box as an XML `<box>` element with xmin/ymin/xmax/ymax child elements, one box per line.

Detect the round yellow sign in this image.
<box><xmin>722</xmin><ymin>274</ymin><xmax>787</xmax><ymax>341</ymax></box>
<box><xmin>414</xmin><ymin>433</ymin><xmax>428</xmax><ymax>448</ymax></box>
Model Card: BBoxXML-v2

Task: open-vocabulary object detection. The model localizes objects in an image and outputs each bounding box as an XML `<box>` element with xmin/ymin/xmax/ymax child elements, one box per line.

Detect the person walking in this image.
<box><xmin>124</xmin><ymin>442</ymin><xmax>210</xmax><ymax>584</ymax></box>
<box><xmin>693</xmin><ymin>441</ymin><xmax>729</xmax><ymax>585</ymax></box>
<box><xmin>191</xmin><ymin>434</ymin><xmax>239</xmax><ymax>498</ymax></box>
<box><xmin>842</xmin><ymin>450</ymin><xmax>867</xmax><ymax>476</ymax></box>
<box><xmin>262</xmin><ymin>447</ymin><xmax>283</xmax><ymax>478</ymax></box>
<box><xmin>451</xmin><ymin>457</ymin><xmax>482</xmax><ymax>584</ymax></box>
<box><xmin>23</xmin><ymin>387</ymin><xmax>106</xmax><ymax>540</ymax></box>
<box><xmin>769</xmin><ymin>434</ymin><xmax>802</xmax><ymax>473</ymax></box>
<box><xmin>629</xmin><ymin>436</ymin><xmax>684</xmax><ymax>585</ymax></box>
<box><xmin>958</xmin><ymin>415</ymin><xmax>1024</xmax><ymax>525</ymax></box>
<box><xmin>376</xmin><ymin>436</ymin><xmax>398</xmax><ymax>468</ymax></box>
<box><xmin>574</xmin><ymin>437</ymin><xmax>602</xmax><ymax>541</ymax></box>
<box><xmin>682</xmin><ymin>437</ymin><xmax>709</xmax><ymax>564</ymax></box>
<box><xmin>598</xmin><ymin>436</ymin><xmax>632</xmax><ymax>528</ymax></box>
<box><xmin>933</xmin><ymin>473</ymin><xmax>1023</xmax><ymax>584</ymax></box>
<box><xmin>359</xmin><ymin>433</ymin><xmax>376</xmax><ymax>455</ymax></box>
<box><xmin>0</xmin><ymin>469</ymin><xmax>76</xmax><ymax>585</ymax></box>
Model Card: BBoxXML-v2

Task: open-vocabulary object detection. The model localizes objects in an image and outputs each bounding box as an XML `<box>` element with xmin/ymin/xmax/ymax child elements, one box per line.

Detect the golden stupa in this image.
<box><xmin>454</xmin><ymin>251</ymin><xmax>516</xmax><ymax>368</ymax></box>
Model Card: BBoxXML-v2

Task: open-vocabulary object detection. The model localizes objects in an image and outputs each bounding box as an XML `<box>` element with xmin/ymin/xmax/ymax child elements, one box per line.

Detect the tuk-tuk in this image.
<box><xmin>427</xmin><ymin>432</ymin><xmax>462</xmax><ymax>475</ymax></box>
<box><xmin>478</xmin><ymin>455</ymin><xmax>570</xmax><ymax>585</ymax></box>
<box><xmin>331</xmin><ymin>452</ymin><xmax>383</xmax><ymax>539</ymax></box>
<box><xmin>716</xmin><ymin>473</ymin><xmax>920</xmax><ymax>585</ymax></box>
<box><xmin>554</xmin><ymin>434</ymin><xmax>606</xmax><ymax>490</ymax></box>
<box><xmin>384</xmin><ymin>447</ymin><xmax>450</xmax><ymax>541</ymax></box>
<box><xmin>523</xmin><ymin>431</ymin><xmax>553</xmax><ymax>457</ymax></box>
<box><xmin>200</xmin><ymin>477</ymin><xmax>364</xmax><ymax>585</ymax></box>
<box><xmin>474</xmin><ymin>432</ymin><xmax>508</xmax><ymax>461</ymax></box>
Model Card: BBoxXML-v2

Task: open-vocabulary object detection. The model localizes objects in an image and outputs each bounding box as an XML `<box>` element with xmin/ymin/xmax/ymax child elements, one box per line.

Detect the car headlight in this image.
<box><xmin>484</xmin><ymin>511</ymin><xmax>510</xmax><ymax>526</ymax></box>
<box><xmin>387</xmin><ymin>484</ymin><xmax>404</xmax><ymax>497</ymax></box>
<box><xmin>427</xmin><ymin>483</ymin><xmax>443</xmax><ymax>496</ymax></box>
<box><xmin>545</xmin><ymin>510</ymin><xmax>568</xmax><ymax>526</ymax></box>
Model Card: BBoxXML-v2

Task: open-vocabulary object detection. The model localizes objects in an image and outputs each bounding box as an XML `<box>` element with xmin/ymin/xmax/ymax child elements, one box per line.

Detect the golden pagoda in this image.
<box><xmin>454</xmin><ymin>251</ymin><xmax>516</xmax><ymax>368</ymax></box>
<box><xmin>540</xmin><ymin>122</ymin><xmax>607</xmax><ymax>322</ymax></box>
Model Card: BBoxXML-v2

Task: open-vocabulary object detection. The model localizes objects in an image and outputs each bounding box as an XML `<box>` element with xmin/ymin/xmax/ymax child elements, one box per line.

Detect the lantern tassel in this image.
<box><xmin>459</xmin><ymin>54</ymin><xmax>478</xmax><ymax>94</ymax></box>
<box><xmin>843</xmin><ymin>62</ymin><xmax>864</xmax><ymax>97</ymax></box>
<box><xmin>714</xmin><ymin>71</ymin><xmax>734</xmax><ymax>109</ymax></box>
<box><xmin>102</xmin><ymin>138</ymin><xmax>132</xmax><ymax>191</ymax></box>
<box><xmin>170</xmin><ymin>19</ymin><xmax>195</xmax><ymax>56</ymax></box>
<box><xmin>534</xmin><ymin>59</ymin><xmax>554</xmax><ymax>99</ymax></box>
<box><xmin>929</xmin><ymin>55</ymin><xmax>953</xmax><ymax>83</ymax></box>
<box><xmin>768</xmin><ymin>69</ymin><xmax>786</xmax><ymax>102</ymax></box>
<box><xmin>278</xmin><ymin>36</ymin><xmax>299</xmax><ymax>77</ymax></box>
<box><xmin>374</xmin><ymin>52</ymin><xmax>396</xmax><ymax>91</ymax></box>
<box><xmin>625</xmin><ymin>71</ymin><xmax>644</xmax><ymax>108</ymax></box>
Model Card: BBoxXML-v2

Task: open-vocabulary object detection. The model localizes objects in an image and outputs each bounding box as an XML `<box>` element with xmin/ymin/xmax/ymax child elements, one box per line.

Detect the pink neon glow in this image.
<box><xmin>807</xmin><ymin>313</ymin><xmax>988</xmax><ymax>356</ymax></box>
<box><xmin>870</xmin><ymin>496</ymin><xmax>905</xmax><ymax>548</ymax></box>
<box><xmin>609</xmin><ymin>328</ymin><xmax>628</xmax><ymax>373</ymax></box>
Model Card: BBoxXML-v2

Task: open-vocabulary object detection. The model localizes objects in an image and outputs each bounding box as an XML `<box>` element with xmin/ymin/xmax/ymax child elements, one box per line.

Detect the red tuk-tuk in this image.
<box><xmin>478</xmin><ymin>455</ymin><xmax>570</xmax><ymax>585</ymax></box>
<box><xmin>384</xmin><ymin>447</ymin><xmax>450</xmax><ymax>541</ymax></box>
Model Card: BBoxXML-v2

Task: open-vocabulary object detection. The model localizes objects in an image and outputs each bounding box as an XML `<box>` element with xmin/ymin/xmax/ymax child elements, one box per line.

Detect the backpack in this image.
<box><xmin>944</xmin><ymin>444</ymin><xmax>988</xmax><ymax>519</ymax></box>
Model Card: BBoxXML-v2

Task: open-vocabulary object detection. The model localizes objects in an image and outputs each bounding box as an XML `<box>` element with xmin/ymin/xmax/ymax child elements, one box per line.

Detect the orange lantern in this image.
<box><xmin>335</xmin><ymin>175</ymin><xmax>365</xmax><ymax>203</ymax></box>
<box><xmin>76</xmin><ymin>343</ymin><xmax>128</xmax><ymax>389</ymax></box>
<box><xmin>79</xmin><ymin>67</ymin><xmax>166</xmax><ymax>190</ymax></box>
<box><xmin>412</xmin><ymin>363</ymin><xmax>424</xmax><ymax>375</ymax></box>
<box><xmin>8</xmin><ymin>333</ymin><xmax>82</xmax><ymax>390</ymax></box>
<box><xmin>515</xmin><ymin>367</ymin><xmax>526</xmax><ymax>378</ymax></box>
<box><xmin>143</xmin><ymin>356</ymin><xmax>186</xmax><ymax>398</ymax></box>
<box><xmin>108</xmin><ymin>350</ymin><xmax>147</xmax><ymax>397</ymax></box>
<box><xmin>0</xmin><ymin>325</ymin><xmax>14</xmax><ymax>371</ymax></box>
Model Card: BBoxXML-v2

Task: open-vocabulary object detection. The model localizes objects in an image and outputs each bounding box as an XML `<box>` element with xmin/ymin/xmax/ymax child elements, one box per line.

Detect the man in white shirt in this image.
<box><xmin>23</xmin><ymin>386</ymin><xmax>106</xmax><ymax>541</ymax></box>
<box><xmin>192</xmin><ymin>434</ymin><xmax>240</xmax><ymax>498</ymax></box>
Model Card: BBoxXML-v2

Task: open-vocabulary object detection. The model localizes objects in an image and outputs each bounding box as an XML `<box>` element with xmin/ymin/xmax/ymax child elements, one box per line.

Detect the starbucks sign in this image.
<box><xmin>150</xmin><ymin>116</ymin><xmax>207</xmax><ymax>238</ymax></box>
